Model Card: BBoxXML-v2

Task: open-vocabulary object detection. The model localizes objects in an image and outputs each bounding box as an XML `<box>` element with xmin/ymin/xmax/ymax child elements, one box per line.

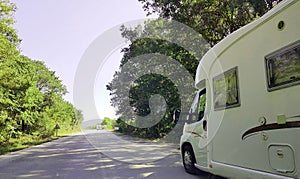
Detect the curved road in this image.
<box><xmin>0</xmin><ymin>130</ymin><xmax>211</xmax><ymax>179</ymax></box>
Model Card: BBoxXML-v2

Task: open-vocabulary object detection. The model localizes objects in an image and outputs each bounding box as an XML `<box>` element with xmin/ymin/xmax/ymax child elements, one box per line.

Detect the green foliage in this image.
<box><xmin>138</xmin><ymin>0</ymin><xmax>283</xmax><ymax>46</ymax></box>
<box><xmin>108</xmin><ymin>22</ymin><xmax>196</xmax><ymax>139</ymax></box>
<box><xmin>101</xmin><ymin>117</ymin><xmax>116</xmax><ymax>130</ymax></box>
<box><xmin>0</xmin><ymin>0</ymin><xmax>19</xmax><ymax>44</ymax></box>
<box><xmin>0</xmin><ymin>0</ymin><xmax>83</xmax><ymax>146</ymax></box>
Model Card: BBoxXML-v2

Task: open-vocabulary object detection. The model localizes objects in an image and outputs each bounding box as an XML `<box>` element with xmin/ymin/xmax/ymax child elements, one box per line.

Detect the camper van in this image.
<box><xmin>180</xmin><ymin>0</ymin><xmax>300</xmax><ymax>178</ymax></box>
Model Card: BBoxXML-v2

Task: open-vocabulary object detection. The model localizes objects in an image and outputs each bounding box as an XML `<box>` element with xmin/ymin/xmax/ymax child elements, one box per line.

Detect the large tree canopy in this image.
<box><xmin>108</xmin><ymin>21</ymin><xmax>201</xmax><ymax>139</ymax></box>
<box><xmin>138</xmin><ymin>0</ymin><xmax>283</xmax><ymax>46</ymax></box>
<box><xmin>0</xmin><ymin>0</ymin><xmax>83</xmax><ymax>143</ymax></box>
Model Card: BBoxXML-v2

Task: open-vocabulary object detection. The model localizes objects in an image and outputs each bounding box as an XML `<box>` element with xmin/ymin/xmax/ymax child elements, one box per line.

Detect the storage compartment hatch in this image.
<box><xmin>268</xmin><ymin>145</ymin><xmax>295</xmax><ymax>173</ymax></box>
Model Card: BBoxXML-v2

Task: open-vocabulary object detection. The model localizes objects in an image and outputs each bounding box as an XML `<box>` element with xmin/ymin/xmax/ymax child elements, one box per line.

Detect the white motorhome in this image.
<box><xmin>180</xmin><ymin>0</ymin><xmax>300</xmax><ymax>178</ymax></box>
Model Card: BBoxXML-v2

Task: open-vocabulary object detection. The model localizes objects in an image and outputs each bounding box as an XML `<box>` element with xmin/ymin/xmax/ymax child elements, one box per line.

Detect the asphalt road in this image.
<box><xmin>0</xmin><ymin>130</ymin><xmax>211</xmax><ymax>179</ymax></box>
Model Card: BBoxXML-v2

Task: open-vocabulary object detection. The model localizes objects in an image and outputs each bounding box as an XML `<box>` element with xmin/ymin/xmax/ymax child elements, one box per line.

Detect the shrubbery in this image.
<box><xmin>101</xmin><ymin>117</ymin><xmax>116</xmax><ymax>130</ymax></box>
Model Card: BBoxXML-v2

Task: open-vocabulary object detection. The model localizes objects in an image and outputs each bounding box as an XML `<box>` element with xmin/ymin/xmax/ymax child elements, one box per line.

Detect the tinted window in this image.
<box><xmin>187</xmin><ymin>89</ymin><xmax>206</xmax><ymax>123</ymax></box>
<box><xmin>213</xmin><ymin>67</ymin><xmax>240</xmax><ymax>110</ymax></box>
<box><xmin>197</xmin><ymin>89</ymin><xmax>206</xmax><ymax>121</ymax></box>
<box><xmin>266</xmin><ymin>42</ymin><xmax>300</xmax><ymax>91</ymax></box>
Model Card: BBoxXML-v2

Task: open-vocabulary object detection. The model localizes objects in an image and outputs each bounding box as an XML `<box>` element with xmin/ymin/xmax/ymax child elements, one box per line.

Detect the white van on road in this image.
<box><xmin>180</xmin><ymin>0</ymin><xmax>300</xmax><ymax>178</ymax></box>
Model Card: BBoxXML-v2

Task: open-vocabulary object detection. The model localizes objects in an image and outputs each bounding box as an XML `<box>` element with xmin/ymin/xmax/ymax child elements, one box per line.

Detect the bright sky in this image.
<box><xmin>11</xmin><ymin>0</ymin><xmax>155</xmax><ymax>120</ymax></box>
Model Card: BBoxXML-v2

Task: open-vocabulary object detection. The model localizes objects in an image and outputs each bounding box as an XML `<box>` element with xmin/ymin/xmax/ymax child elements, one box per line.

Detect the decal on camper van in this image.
<box><xmin>242</xmin><ymin>119</ymin><xmax>300</xmax><ymax>140</ymax></box>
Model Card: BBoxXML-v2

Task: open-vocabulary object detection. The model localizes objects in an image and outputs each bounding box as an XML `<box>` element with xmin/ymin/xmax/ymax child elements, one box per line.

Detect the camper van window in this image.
<box><xmin>213</xmin><ymin>67</ymin><xmax>240</xmax><ymax>110</ymax></box>
<box><xmin>187</xmin><ymin>93</ymin><xmax>199</xmax><ymax>123</ymax></box>
<box><xmin>187</xmin><ymin>89</ymin><xmax>206</xmax><ymax>123</ymax></box>
<box><xmin>198</xmin><ymin>89</ymin><xmax>206</xmax><ymax>121</ymax></box>
<box><xmin>266</xmin><ymin>42</ymin><xmax>300</xmax><ymax>91</ymax></box>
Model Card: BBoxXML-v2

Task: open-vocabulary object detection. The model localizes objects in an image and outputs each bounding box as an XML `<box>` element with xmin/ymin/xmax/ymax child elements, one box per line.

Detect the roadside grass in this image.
<box><xmin>58</xmin><ymin>127</ymin><xmax>83</xmax><ymax>137</ymax></box>
<box><xmin>113</xmin><ymin>130</ymin><xmax>160</xmax><ymax>142</ymax></box>
<box><xmin>0</xmin><ymin>128</ymin><xmax>82</xmax><ymax>155</ymax></box>
<box><xmin>0</xmin><ymin>135</ymin><xmax>58</xmax><ymax>155</ymax></box>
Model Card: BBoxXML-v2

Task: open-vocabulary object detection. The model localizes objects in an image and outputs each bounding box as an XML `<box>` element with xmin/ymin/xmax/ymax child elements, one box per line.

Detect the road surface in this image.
<box><xmin>0</xmin><ymin>130</ymin><xmax>211</xmax><ymax>179</ymax></box>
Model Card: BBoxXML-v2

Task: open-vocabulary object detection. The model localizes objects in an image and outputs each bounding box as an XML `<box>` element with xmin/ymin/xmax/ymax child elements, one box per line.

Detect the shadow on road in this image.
<box><xmin>84</xmin><ymin>130</ymin><xmax>179</xmax><ymax>164</ymax></box>
<box><xmin>0</xmin><ymin>131</ymin><xmax>214</xmax><ymax>178</ymax></box>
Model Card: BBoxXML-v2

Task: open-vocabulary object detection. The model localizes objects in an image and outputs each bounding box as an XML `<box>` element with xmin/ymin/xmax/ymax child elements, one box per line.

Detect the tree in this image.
<box><xmin>0</xmin><ymin>0</ymin><xmax>82</xmax><ymax>143</ymax></box>
<box><xmin>138</xmin><ymin>0</ymin><xmax>283</xmax><ymax>46</ymax></box>
<box><xmin>0</xmin><ymin>0</ymin><xmax>19</xmax><ymax>44</ymax></box>
<box><xmin>0</xmin><ymin>33</ymin><xmax>23</xmax><ymax>142</ymax></box>
<box><xmin>107</xmin><ymin>21</ymin><xmax>198</xmax><ymax>139</ymax></box>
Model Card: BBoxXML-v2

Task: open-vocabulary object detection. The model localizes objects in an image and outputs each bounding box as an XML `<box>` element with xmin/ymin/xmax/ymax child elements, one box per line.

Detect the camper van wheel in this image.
<box><xmin>182</xmin><ymin>145</ymin><xmax>197</xmax><ymax>174</ymax></box>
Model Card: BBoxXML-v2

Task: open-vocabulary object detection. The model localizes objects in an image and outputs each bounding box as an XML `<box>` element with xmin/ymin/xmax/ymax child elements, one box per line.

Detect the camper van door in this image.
<box><xmin>188</xmin><ymin>89</ymin><xmax>208</xmax><ymax>167</ymax></box>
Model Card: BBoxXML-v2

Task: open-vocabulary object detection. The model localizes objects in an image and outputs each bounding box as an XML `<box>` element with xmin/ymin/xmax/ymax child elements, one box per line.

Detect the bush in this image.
<box><xmin>101</xmin><ymin>117</ymin><xmax>116</xmax><ymax>130</ymax></box>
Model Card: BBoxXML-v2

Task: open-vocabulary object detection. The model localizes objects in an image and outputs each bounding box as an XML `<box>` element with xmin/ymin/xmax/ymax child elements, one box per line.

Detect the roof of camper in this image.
<box><xmin>195</xmin><ymin>0</ymin><xmax>296</xmax><ymax>87</ymax></box>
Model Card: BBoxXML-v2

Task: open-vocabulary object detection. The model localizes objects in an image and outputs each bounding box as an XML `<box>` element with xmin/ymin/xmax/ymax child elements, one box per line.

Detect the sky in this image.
<box><xmin>11</xmin><ymin>0</ymin><xmax>156</xmax><ymax>120</ymax></box>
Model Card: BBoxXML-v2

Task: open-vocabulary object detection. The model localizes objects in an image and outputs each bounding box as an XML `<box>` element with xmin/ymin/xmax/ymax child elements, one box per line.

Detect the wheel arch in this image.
<box><xmin>181</xmin><ymin>142</ymin><xmax>197</xmax><ymax>163</ymax></box>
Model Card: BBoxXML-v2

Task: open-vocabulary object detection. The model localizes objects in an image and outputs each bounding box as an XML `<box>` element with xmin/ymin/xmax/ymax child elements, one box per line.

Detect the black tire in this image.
<box><xmin>182</xmin><ymin>145</ymin><xmax>198</xmax><ymax>175</ymax></box>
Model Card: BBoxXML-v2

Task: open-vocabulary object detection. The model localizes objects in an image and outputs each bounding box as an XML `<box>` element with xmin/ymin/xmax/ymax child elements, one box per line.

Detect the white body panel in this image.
<box><xmin>180</xmin><ymin>0</ymin><xmax>300</xmax><ymax>178</ymax></box>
